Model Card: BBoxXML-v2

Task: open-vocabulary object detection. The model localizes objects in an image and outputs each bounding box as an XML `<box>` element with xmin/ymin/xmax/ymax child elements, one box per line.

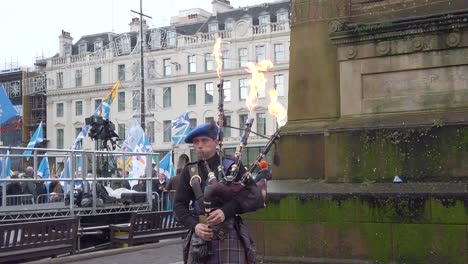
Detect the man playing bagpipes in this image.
<box><xmin>173</xmin><ymin>122</ymin><xmax>263</xmax><ymax>264</ymax></box>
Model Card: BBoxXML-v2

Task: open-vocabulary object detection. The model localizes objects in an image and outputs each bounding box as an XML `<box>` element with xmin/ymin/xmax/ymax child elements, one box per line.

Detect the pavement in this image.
<box><xmin>26</xmin><ymin>239</ymin><xmax>184</xmax><ymax>264</ymax></box>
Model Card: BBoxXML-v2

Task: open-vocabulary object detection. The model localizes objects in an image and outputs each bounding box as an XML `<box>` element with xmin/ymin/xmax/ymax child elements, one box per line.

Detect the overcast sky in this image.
<box><xmin>0</xmin><ymin>0</ymin><xmax>275</xmax><ymax>69</ymax></box>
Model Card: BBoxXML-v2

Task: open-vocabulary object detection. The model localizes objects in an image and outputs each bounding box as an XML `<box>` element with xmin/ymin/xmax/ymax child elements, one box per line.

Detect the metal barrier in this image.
<box><xmin>5</xmin><ymin>194</ymin><xmax>35</xmax><ymax>206</ymax></box>
<box><xmin>0</xmin><ymin>146</ymin><xmax>161</xmax><ymax>221</ymax></box>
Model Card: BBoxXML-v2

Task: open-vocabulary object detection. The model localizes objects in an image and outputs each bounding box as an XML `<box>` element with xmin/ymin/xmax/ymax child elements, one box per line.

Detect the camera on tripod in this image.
<box><xmin>85</xmin><ymin>115</ymin><xmax>119</xmax><ymax>150</ymax></box>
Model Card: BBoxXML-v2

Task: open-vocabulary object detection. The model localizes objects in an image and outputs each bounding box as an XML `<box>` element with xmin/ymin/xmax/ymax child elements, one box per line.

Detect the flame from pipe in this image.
<box><xmin>268</xmin><ymin>89</ymin><xmax>287</xmax><ymax>127</ymax></box>
<box><xmin>212</xmin><ymin>37</ymin><xmax>223</xmax><ymax>78</ymax></box>
<box><xmin>245</xmin><ymin>60</ymin><xmax>273</xmax><ymax>113</ymax></box>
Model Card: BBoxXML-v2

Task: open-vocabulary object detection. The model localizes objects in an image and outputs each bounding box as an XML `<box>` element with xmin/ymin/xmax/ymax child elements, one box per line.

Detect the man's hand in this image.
<box><xmin>206</xmin><ymin>209</ymin><xmax>225</xmax><ymax>226</ymax></box>
<box><xmin>195</xmin><ymin>223</ymin><xmax>213</xmax><ymax>241</ymax></box>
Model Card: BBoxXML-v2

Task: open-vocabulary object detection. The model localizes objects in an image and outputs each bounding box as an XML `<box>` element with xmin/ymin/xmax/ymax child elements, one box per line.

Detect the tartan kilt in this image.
<box><xmin>184</xmin><ymin>218</ymin><xmax>256</xmax><ymax>264</ymax></box>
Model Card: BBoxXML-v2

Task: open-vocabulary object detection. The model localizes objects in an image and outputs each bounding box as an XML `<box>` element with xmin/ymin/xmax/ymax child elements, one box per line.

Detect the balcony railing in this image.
<box><xmin>48</xmin><ymin>22</ymin><xmax>289</xmax><ymax>66</ymax></box>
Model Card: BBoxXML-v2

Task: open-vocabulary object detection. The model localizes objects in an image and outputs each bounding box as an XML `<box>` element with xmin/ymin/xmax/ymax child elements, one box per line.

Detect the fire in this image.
<box><xmin>245</xmin><ymin>60</ymin><xmax>287</xmax><ymax>128</ymax></box>
<box><xmin>268</xmin><ymin>90</ymin><xmax>288</xmax><ymax>127</ymax></box>
<box><xmin>212</xmin><ymin>37</ymin><xmax>223</xmax><ymax>78</ymax></box>
<box><xmin>245</xmin><ymin>60</ymin><xmax>273</xmax><ymax>112</ymax></box>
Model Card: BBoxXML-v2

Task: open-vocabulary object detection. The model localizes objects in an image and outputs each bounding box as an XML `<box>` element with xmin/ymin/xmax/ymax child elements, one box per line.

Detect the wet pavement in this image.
<box><xmin>27</xmin><ymin>239</ymin><xmax>184</xmax><ymax>264</ymax></box>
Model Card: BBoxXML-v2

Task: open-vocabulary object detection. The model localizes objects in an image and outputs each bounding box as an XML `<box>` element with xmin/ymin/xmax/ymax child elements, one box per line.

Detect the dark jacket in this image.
<box><xmin>173</xmin><ymin>154</ymin><xmax>261</xmax><ymax>230</ymax></box>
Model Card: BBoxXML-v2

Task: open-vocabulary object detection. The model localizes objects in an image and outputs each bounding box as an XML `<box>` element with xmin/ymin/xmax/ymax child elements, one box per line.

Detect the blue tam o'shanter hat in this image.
<box><xmin>185</xmin><ymin>123</ymin><xmax>219</xmax><ymax>143</ymax></box>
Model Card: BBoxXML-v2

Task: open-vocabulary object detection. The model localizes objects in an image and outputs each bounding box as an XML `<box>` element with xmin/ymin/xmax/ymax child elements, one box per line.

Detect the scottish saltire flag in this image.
<box><xmin>159</xmin><ymin>151</ymin><xmax>175</xmax><ymax>178</ymax></box>
<box><xmin>0</xmin><ymin>151</ymin><xmax>12</xmax><ymax>186</ymax></box>
<box><xmin>0</xmin><ymin>84</ymin><xmax>18</xmax><ymax>125</ymax></box>
<box><xmin>97</xmin><ymin>80</ymin><xmax>121</xmax><ymax>120</ymax></box>
<box><xmin>60</xmin><ymin>157</ymin><xmax>72</xmax><ymax>193</ymax></box>
<box><xmin>38</xmin><ymin>156</ymin><xmax>50</xmax><ymax>193</ymax></box>
<box><xmin>171</xmin><ymin>112</ymin><xmax>191</xmax><ymax>145</ymax></box>
<box><xmin>71</xmin><ymin>125</ymin><xmax>90</xmax><ymax>150</ymax></box>
<box><xmin>23</xmin><ymin>121</ymin><xmax>44</xmax><ymax>159</ymax></box>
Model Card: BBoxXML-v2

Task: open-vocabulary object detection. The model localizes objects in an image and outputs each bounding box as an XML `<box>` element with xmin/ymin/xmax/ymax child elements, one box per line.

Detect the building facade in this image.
<box><xmin>44</xmin><ymin>0</ymin><xmax>290</xmax><ymax>165</ymax></box>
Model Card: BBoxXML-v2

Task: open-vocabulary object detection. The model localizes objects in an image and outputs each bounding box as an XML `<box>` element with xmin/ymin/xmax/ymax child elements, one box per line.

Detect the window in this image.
<box><xmin>78</xmin><ymin>43</ymin><xmax>87</xmax><ymax>54</ymax></box>
<box><xmin>75</xmin><ymin>127</ymin><xmax>82</xmax><ymax>138</ymax></box>
<box><xmin>163</xmin><ymin>87</ymin><xmax>171</xmax><ymax>108</ymax></box>
<box><xmin>277</xmin><ymin>12</ymin><xmax>288</xmax><ymax>22</ymax></box>
<box><xmin>223</xmin><ymin>80</ymin><xmax>231</xmax><ymax>102</ymax></box>
<box><xmin>56</xmin><ymin>72</ymin><xmax>63</xmax><ymax>89</ymax></box>
<box><xmin>118</xmin><ymin>64</ymin><xmax>126</xmax><ymax>81</ymax></box>
<box><xmin>258</xmin><ymin>88</ymin><xmax>266</xmax><ymax>98</ymax></box>
<box><xmin>225</xmin><ymin>21</ymin><xmax>234</xmax><ymax>31</ymax></box>
<box><xmin>205</xmin><ymin>53</ymin><xmax>214</xmax><ymax>71</ymax></box>
<box><xmin>222</xmin><ymin>50</ymin><xmax>231</xmax><ymax>69</ymax></box>
<box><xmin>64</xmin><ymin>45</ymin><xmax>72</xmax><ymax>56</ymax></box>
<box><xmin>204</xmin><ymin>83</ymin><xmax>214</xmax><ymax>104</ymax></box>
<box><xmin>189</xmin><ymin>118</ymin><xmax>197</xmax><ymax>129</ymax></box>
<box><xmin>167</xmin><ymin>31</ymin><xmax>177</xmax><ymax>47</ymax></box>
<box><xmin>75</xmin><ymin>69</ymin><xmax>82</xmax><ymax>87</ymax></box>
<box><xmin>118</xmin><ymin>124</ymin><xmax>126</xmax><ymax>141</ymax></box>
<box><xmin>147</xmin><ymin>60</ymin><xmax>156</xmax><ymax>79</ymax></box>
<box><xmin>205</xmin><ymin>117</ymin><xmax>214</xmax><ymax>123</ymax></box>
<box><xmin>147</xmin><ymin>88</ymin><xmax>156</xmax><ymax>110</ymax></box>
<box><xmin>239</xmin><ymin>48</ymin><xmax>248</xmax><ymax>68</ymax></box>
<box><xmin>132</xmin><ymin>90</ymin><xmax>141</xmax><ymax>110</ymax></box>
<box><xmin>188</xmin><ymin>84</ymin><xmax>196</xmax><ymax>106</ymax></box>
<box><xmin>95</xmin><ymin>67</ymin><xmax>102</xmax><ymax>84</ymax></box>
<box><xmin>188</xmin><ymin>55</ymin><xmax>196</xmax><ymax>73</ymax></box>
<box><xmin>94</xmin><ymin>41</ymin><xmax>103</xmax><ymax>51</ymax></box>
<box><xmin>257</xmin><ymin>113</ymin><xmax>266</xmax><ymax>136</ymax></box>
<box><xmin>118</xmin><ymin>92</ymin><xmax>125</xmax><ymax>112</ymax></box>
<box><xmin>224</xmin><ymin>116</ymin><xmax>231</xmax><ymax>137</ymax></box>
<box><xmin>95</xmin><ymin>99</ymin><xmax>102</xmax><ymax>110</ymax></box>
<box><xmin>147</xmin><ymin>121</ymin><xmax>155</xmax><ymax>143</ymax></box>
<box><xmin>150</xmin><ymin>31</ymin><xmax>161</xmax><ymax>49</ymax></box>
<box><xmin>239</xmin><ymin>79</ymin><xmax>248</xmax><ymax>100</ymax></box>
<box><xmin>75</xmin><ymin>101</ymin><xmax>83</xmax><ymax>116</ymax></box>
<box><xmin>239</xmin><ymin>114</ymin><xmax>248</xmax><ymax>128</ymax></box>
<box><xmin>259</xmin><ymin>15</ymin><xmax>270</xmax><ymax>25</ymax></box>
<box><xmin>274</xmin><ymin>75</ymin><xmax>285</xmax><ymax>96</ymax></box>
<box><xmin>57</xmin><ymin>129</ymin><xmax>64</xmax><ymax>149</ymax></box>
<box><xmin>56</xmin><ymin>103</ymin><xmax>64</xmax><ymax>117</ymax></box>
<box><xmin>163</xmin><ymin>59</ymin><xmax>171</xmax><ymax>76</ymax></box>
<box><xmin>208</xmin><ymin>23</ymin><xmax>218</xmax><ymax>32</ymax></box>
<box><xmin>163</xmin><ymin>120</ymin><xmax>171</xmax><ymax>142</ymax></box>
<box><xmin>255</xmin><ymin>45</ymin><xmax>266</xmax><ymax>62</ymax></box>
<box><xmin>274</xmin><ymin>43</ymin><xmax>285</xmax><ymax>63</ymax></box>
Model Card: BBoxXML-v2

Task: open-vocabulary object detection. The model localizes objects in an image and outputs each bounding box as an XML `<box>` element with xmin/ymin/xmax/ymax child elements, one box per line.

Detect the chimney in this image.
<box><xmin>212</xmin><ymin>0</ymin><xmax>233</xmax><ymax>16</ymax></box>
<box><xmin>59</xmin><ymin>30</ymin><xmax>73</xmax><ymax>57</ymax></box>
<box><xmin>129</xmin><ymin>17</ymin><xmax>149</xmax><ymax>32</ymax></box>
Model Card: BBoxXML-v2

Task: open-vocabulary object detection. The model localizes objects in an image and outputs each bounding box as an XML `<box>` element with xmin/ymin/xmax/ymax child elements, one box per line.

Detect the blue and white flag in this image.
<box><xmin>38</xmin><ymin>156</ymin><xmax>50</xmax><ymax>193</ymax></box>
<box><xmin>71</xmin><ymin>125</ymin><xmax>90</xmax><ymax>150</ymax></box>
<box><xmin>158</xmin><ymin>151</ymin><xmax>175</xmax><ymax>178</ymax></box>
<box><xmin>121</xmin><ymin>120</ymin><xmax>153</xmax><ymax>185</ymax></box>
<box><xmin>23</xmin><ymin>121</ymin><xmax>44</xmax><ymax>159</ymax></box>
<box><xmin>171</xmin><ymin>112</ymin><xmax>191</xmax><ymax>145</ymax></box>
<box><xmin>0</xmin><ymin>84</ymin><xmax>18</xmax><ymax>125</ymax></box>
<box><xmin>0</xmin><ymin>150</ymin><xmax>12</xmax><ymax>185</ymax></box>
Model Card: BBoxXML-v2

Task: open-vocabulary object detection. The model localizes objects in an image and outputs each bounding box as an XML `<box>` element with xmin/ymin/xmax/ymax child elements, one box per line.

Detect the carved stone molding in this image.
<box><xmin>328</xmin><ymin>20</ymin><xmax>344</xmax><ymax>33</ymax></box>
<box><xmin>346</xmin><ymin>47</ymin><xmax>358</xmax><ymax>59</ymax></box>
<box><xmin>412</xmin><ymin>37</ymin><xmax>425</xmax><ymax>51</ymax></box>
<box><xmin>330</xmin><ymin>10</ymin><xmax>468</xmax><ymax>46</ymax></box>
<box><xmin>376</xmin><ymin>41</ymin><xmax>390</xmax><ymax>55</ymax></box>
<box><xmin>446</xmin><ymin>32</ymin><xmax>461</xmax><ymax>48</ymax></box>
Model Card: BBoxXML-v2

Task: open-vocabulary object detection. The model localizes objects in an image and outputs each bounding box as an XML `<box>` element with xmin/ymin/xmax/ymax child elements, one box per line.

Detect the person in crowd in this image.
<box><xmin>49</xmin><ymin>174</ymin><xmax>64</xmax><ymax>202</ymax></box>
<box><xmin>6</xmin><ymin>174</ymin><xmax>22</xmax><ymax>205</ymax></box>
<box><xmin>166</xmin><ymin>154</ymin><xmax>190</xmax><ymax>204</ymax></box>
<box><xmin>111</xmin><ymin>168</ymin><xmax>131</xmax><ymax>190</ymax></box>
<box><xmin>174</xmin><ymin>122</ymin><xmax>261</xmax><ymax>263</ymax></box>
<box><xmin>255</xmin><ymin>160</ymin><xmax>273</xmax><ymax>183</ymax></box>
<box><xmin>21</xmin><ymin>166</ymin><xmax>37</xmax><ymax>201</ymax></box>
